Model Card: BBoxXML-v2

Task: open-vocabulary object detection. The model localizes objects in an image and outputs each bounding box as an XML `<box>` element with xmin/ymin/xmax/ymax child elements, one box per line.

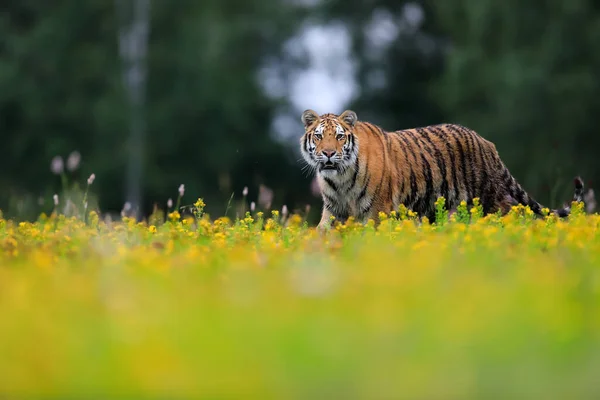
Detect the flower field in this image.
<box><xmin>1</xmin><ymin>198</ymin><xmax>600</xmax><ymax>399</ymax></box>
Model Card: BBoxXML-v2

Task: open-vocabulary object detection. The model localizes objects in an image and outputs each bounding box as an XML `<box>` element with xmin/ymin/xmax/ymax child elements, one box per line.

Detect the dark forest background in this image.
<box><xmin>1</xmin><ymin>1</ymin><xmax>598</xmax><ymax>222</ymax></box>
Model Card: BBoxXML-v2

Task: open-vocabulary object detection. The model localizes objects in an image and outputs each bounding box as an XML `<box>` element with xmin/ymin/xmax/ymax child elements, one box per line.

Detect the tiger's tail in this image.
<box><xmin>502</xmin><ymin>173</ymin><xmax>585</xmax><ymax>218</ymax></box>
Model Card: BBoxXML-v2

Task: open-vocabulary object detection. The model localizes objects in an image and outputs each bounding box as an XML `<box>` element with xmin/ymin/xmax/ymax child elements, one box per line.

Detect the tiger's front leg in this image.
<box><xmin>317</xmin><ymin>206</ymin><xmax>334</xmax><ymax>231</ymax></box>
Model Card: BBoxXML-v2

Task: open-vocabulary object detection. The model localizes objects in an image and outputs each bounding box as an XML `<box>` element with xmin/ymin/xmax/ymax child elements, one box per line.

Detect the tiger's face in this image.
<box><xmin>300</xmin><ymin>109</ymin><xmax>359</xmax><ymax>175</ymax></box>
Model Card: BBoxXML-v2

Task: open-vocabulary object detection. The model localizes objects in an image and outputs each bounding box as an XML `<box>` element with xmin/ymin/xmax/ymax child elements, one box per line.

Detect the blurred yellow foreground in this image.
<box><xmin>1</xmin><ymin>201</ymin><xmax>599</xmax><ymax>399</ymax></box>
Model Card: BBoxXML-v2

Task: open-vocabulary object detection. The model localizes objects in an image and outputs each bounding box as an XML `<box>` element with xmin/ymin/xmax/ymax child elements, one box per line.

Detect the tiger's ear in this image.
<box><xmin>340</xmin><ymin>110</ymin><xmax>357</xmax><ymax>127</ymax></box>
<box><xmin>301</xmin><ymin>109</ymin><xmax>319</xmax><ymax>128</ymax></box>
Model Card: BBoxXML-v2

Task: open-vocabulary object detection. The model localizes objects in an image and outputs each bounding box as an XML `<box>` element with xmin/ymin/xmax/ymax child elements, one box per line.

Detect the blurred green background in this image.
<box><xmin>1</xmin><ymin>0</ymin><xmax>598</xmax><ymax>221</ymax></box>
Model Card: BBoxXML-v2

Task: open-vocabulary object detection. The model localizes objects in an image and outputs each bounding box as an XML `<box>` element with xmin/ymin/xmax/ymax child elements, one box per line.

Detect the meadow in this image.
<box><xmin>1</xmin><ymin>195</ymin><xmax>600</xmax><ymax>399</ymax></box>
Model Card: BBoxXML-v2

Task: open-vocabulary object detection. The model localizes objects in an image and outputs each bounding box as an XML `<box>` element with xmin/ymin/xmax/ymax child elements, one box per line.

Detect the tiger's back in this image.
<box><xmin>345</xmin><ymin>121</ymin><xmax>504</xmax><ymax>222</ymax></box>
<box><xmin>299</xmin><ymin>109</ymin><xmax>583</xmax><ymax>229</ymax></box>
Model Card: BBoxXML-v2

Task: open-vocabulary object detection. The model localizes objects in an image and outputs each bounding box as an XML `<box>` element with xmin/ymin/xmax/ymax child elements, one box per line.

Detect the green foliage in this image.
<box><xmin>429</xmin><ymin>0</ymin><xmax>600</xmax><ymax>205</ymax></box>
<box><xmin>470</xmin><ymin>198</ymin><xmax>483</xmax><ymax>221</ymax></box>
<box><xmin>1</xmin><ymin>201</ymin><xmax>600</xmax><ymax>398</ymax></box>
<box><xmin>456</xmin><ymin>200</ymin><xmax>471</xmax><ymax>224</ymax></box>
<box><xmin>1</xmin><ymin>0</ymin><xmax>599</xmax><ymax>224</ymax></box>
<box><xmin>434</xmin><ymin>196</ymin><xmax>449</xmax><ymax>226</ymax></box>
<box><xmin>0</xmin><ymin>0</ymin><xmax>312</xmax><ymax>220</ymax></box>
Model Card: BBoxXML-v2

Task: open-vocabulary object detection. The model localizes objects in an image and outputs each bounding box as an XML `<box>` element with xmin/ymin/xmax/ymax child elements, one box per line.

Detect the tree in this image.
<box><xmin>430</xmin><ymin>0</ymin><xmax>600</xmax><ymax>206</ymax></box>
<box><xmin>0</xmin><ymin>0</ymin><xmax>310</xmax><ymax>220</ymax></box>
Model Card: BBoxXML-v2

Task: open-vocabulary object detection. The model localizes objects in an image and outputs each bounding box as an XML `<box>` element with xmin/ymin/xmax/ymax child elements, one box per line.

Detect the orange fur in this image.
<box><xmin>299</xmin><ymin>109</ymin><xmax>584</xmax><ymax>229</ymax></box>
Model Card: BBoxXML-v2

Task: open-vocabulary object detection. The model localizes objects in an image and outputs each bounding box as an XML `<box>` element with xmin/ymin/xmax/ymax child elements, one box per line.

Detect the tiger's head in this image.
<box><xmin>300</xmin><ymin>109</ymin><xmax>359</xmax><ymax>175</ymax></box>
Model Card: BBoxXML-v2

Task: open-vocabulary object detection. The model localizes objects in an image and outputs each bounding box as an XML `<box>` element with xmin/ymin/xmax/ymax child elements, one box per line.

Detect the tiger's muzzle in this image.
<box><xmin>318</xmin><ymin>149</ymin><xmax>340</xmax><ymax>171</ymax></box>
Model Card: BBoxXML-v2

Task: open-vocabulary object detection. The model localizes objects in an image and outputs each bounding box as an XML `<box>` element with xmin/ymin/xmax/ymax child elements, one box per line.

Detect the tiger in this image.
<box><xmin>299</xmin><ymin>109</ymin><xmax>585</xmax><ymax>230</ymax></box>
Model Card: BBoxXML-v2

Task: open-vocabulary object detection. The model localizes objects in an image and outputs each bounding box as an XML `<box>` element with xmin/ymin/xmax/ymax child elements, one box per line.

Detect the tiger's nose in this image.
<box><xmin>322</xmin><ymin>149</ymin><xmax>337</xmax><ymax>158</ymax></box>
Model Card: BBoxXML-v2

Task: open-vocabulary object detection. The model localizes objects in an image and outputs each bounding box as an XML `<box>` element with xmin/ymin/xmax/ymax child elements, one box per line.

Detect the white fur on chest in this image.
<box><xmin>318</xmin><ymin>167</ymin><xmax>367</xmax><ymax>218</ymax></box>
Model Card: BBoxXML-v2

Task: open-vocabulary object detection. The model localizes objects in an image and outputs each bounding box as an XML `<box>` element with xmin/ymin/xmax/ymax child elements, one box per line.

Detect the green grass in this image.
<box><xmin>0</xmin><ymin>201</ymin><xmax>599</xmax><ymax>399</ymax></box>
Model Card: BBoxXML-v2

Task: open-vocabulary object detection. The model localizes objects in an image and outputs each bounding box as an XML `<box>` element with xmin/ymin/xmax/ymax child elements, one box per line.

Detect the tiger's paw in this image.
<box><xmin>316</xmin><ymin>222</ymin><xmax>331</xmax><ymax>234</ymax></box>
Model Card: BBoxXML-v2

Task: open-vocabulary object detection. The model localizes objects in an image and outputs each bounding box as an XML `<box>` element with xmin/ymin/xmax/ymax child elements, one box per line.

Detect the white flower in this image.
<box><xmin>242</xmin><ymin>186</ymin><xmax>248</xmax><ymax>197</ymax></box>
<box><xmin>167</xmin><ymin>198</ymin><xmax>173</xmax><ymax>208</ymax></box>
<box><xmin>282</xmin><ymin>205</ymin><xmax>289</xmax><ymax>217</ymax></box>
<box><xmin>87</xmin><ymin>173</ymin><xmax>96</xmax><ymax>185</ymax></box>
<box><xmin>121</xmin><ymin>202</ymin><xmax>132</xmax><ymax>218</ymax></box>
<box><xmin>250</xmin><ymin>201</ymin><xmax>256</xmax><ymax>212</ymax></box>
<box><xmin>50</xmin><ymin>156</ymin><xmax>64</xmax><ymax>175</ymax></box>
<box><xmin>178</xmin><ymin>184</ymin><xmax>185</xmax><ymax>197</ymax></box>
<box><xmin>67</xmin><ymin>151</ymin><xmax>81</xmax><ymax>171</ymax></box>
<box><xmin>53</xmin><ymin>194</ymin><xmax>59</xmax><ymax>206</ymax></box>
<box><xmin>258</xmin><ymin>184</ymin><xmax>273</xmax><ymax>210</ymax></box>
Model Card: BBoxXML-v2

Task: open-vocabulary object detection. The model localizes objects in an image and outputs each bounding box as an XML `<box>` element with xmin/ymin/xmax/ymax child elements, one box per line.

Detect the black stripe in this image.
<box><xmin>420</xmin><ymin>129</ymin><xmax>449</xmax><ymax>205</ymax></box>
<box><xmin>323</xmin><ymin>176</ymin><xmax>338</xmax><ymax>192</ymax></box>
<box><xmin>384</xmin><ymin>129</ymin><xmax>399</xmax><ymax>204</ymax></box>
<box><xmin>476</xmin><ymin>139</ymin><xmax>496</xmax><ymax>214</ymax></box>
<box><xmin>479</xmin><ymin>168</ymin><xmax>491</xmax><ymax>214</ymax></box>
<box><xmin>475</xmin><ymin>139</ymin><xmax>491</xmax><ymax>212</ymax></box>
<box><xmin>406</xmin><ymin>129</ymin><xmax>436</xmax><ymax>209</ymax></box>
<box><xmin>459</xmin><ymin>126</ymin><xmax>478</xmax><ymax>200</ymax></box>
<box><xmin>430</xmin><ymin>126</ymin><xmax>458</xmax><ymax>208</ymax></box>
<box><xmin>405</xmin><ymin>129</ymin><xmax>427</xmax><ymax>154</ymax></box>
<box><xmin>367</xmin><ymin>122</ymin><xmax>384</xmax><ymax>135</ymax></box>
<box><xmin>506</xmin><ymin>171</ymin><xmax>525</xmax><ymax>204</ymax></box>
<box><xmin>417</xmin><ymin>153</ymin><xmax>434</xmax><ymax>215</ymax></box>
<box><xmin>387</xmin><ymin>134</ymin><xmax>402</xmax><ymax>205</ymax></box>
<box><xmin>406</xmin><ymin>169</ymin><xmax>418</xmax><ymax>209</ymax></box>
<box><xmin>357</xmin><ymin>183</ymin><xmax>368</xmax><ymax>203</ymax></box>
<box><xmin>502</xmin><ymin>169</ymin><xmax>514</xmax><ymax>203</ymax></box>
<box><xmin>304</xmin><ymin>134</ymin><xmax>310</xmax><ymax>154</ymax></box>
<box><xmin>397</xmin><ymin>133</ymin><xmax>419</xmax><ymax>167</ymax></box>
<box><xmin>339</xmin><ymin>212</ymin><xmax>349</xmax><ymax>221</ymax></box>
<box><xmin>364</xmin><ymin>123</ymin><xmax>379</xmax><ymax>137</ymax></box>
<box><xmin>474</xmin><ymin>138</ymin><xmax>487</xmax><ymax>200</ymax></box>
<box><xmin>356</xmin><ymin>158</ymin><xmax>371</xmax><ymax>213</ymax></box>
<box><xmin>358</xmin><ymin>153</ymin><xmax>370</xmax><ymax>197</ymax></box>
<box><xmin>357</xmin><ymin>145</ymin><xmax>371</xmax><ymax>204</ymax></box>
<box><xmin>366</xmin><ymin>123</ymin><xmax>387</xmax><ymax>157</ymax></box>
<box><xmin>378</xmin><ymin>127</ymin><xmax>396</xmax><ymax>204</ymax></box>
<box><xmin>410</xmin><ymin>128</ymin><xmax>433</xmax><ymax>164</ymax></box>
<box><xmin>390</xmin><ymin>132</ymin><xmax>410</xmax><ymax>204</ymax></box>
<box><xmin>348</xmin><ymin>157</ymin><xmax>360</xmax><ymax>191</ymax></box>
<box><xmin>528</xmin><ymin>198</ymin><xmax>541</xmax><ymax>214</ymax></box>
<box><xmin>398</xmin><ymin>179</ymin><xmax>405</xmax><ymax>205</ymax></box>
<box><xmin>360</xmin><ymin>198</ymin><xmax>374</xmax><ymax>216</ymax></box>
<box><xmin>344</xmin><ymin>133</ymin><xmax>355</xmax><ymax>160</ymax></box>
<box><xmin>515</xmin><ymin>183</ymin><xmax>526</xmax><ymax>204</ymax></box>
<box><xmin>374</xmin><ymin>166</ymin><xmax>386</xmax><ymax>203</ymax></box>
<box><xmin>447</xmin><ymin>125</ymin><xmax>470</xmax><ymax>201</ymax></box>
<box><xmin>416</xmin><ymin>128</ymin><xmax>448</xmax><ymax>204</ymax></box>
<box><xmin>363</xmin><ymin>125</ymin><xmax>388</xmax><ymax>199</ymax></box>
<box><xmin>323</xmin><ymin>193</ymin><xmax>336</xmax><ymax>207</ymax></box>
<box><xmin>501</xmin><ymin>167</ymin><xmax>511</xmax><ymax>183</ymax></box>
<box><xmin>369</xmin><ymin>125</ymin><xmax>388</xmax><ymax>202</ymax></box>
<box><xmin>397</xmin><ymin>132</ymin><xmax>420</xmax><ymax>206</ymax></box>
<box><xmin>382</xmin><ymin>128</ymin><xmax>393</xmax><ymax>156</ymax></box>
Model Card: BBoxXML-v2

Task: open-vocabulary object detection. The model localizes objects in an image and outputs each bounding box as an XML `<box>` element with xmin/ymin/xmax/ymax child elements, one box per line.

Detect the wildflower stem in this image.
<box><xmin>82</xmin><ymin>185</ymin><xmax>90</xmax><ymax>224</ymax></box>
<box><xmin>224</xmin><ymin>191</ymin><xmax>235</xmax><ymax>219</ymax></box>
<box><xmin>60</xmin><ymin>173</ymin><xmax>68</xmax><ymax>204</ymax></box>
<box><xmin>175</xmin><ymin>195</ymin><xmax>182</xmax><ymax>214</ymax></box>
